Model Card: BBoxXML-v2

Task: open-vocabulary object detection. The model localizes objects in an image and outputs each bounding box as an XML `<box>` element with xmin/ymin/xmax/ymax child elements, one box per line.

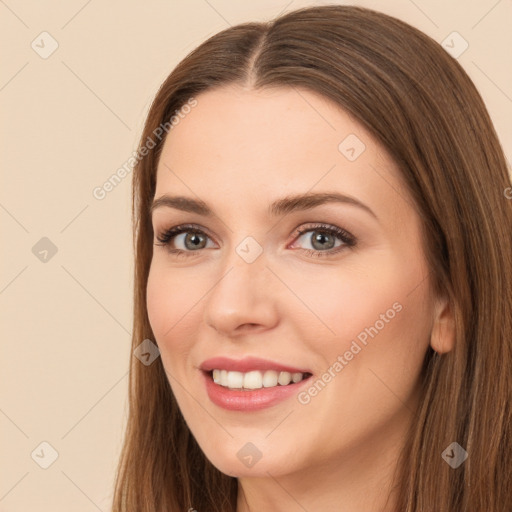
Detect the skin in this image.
<box><xmin>146</xmin><ymin>84</ymin><xmax>455</xmax><ymax>512</ymax></box>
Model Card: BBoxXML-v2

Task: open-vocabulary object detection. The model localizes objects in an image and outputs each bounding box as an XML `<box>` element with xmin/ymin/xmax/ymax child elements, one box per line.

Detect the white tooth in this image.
<box><xmin>227</xmin><ymin>371</ymin><xmax>244</xmax><ymax>389</ymax></box>
<box><xmin>278</xmin><ymin>371</ymin><xmax>292</xmax><ymax>385</ymax></box>
<box><xmin>292</xmin><ymin>372</ymin><xmax>303</xmax><ymax>383</ymax></box>
<box><xmin>262</xmin><ymin>370</ymin><xmax>279</xmax><ymax>387</ymax></box>
<box><xmin>243</xmin><ymin>371</ymin><xmax>263</xmax><ymax>389</ymax></box>
<box><xmin>214</xmin><ymin>369</ymin><xmax>302</xmax><ymax>389</ymax></box>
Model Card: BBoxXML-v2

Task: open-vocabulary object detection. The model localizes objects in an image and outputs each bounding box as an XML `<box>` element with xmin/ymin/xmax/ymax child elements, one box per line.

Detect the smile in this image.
<box><xmin>211</xmin><ymin>369</ymin><xmax>311</xmax><ymax>390</ymax></box>
<box><xmin>199</xmin><ymin>356</ymin><xmax>314</xmax><ymax>410</ymax></box>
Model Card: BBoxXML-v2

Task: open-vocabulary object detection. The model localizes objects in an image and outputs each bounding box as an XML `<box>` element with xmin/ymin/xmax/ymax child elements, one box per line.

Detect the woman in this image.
<box><xmin>112</xmin><ymin>5</ymin><xmax>512</xmax><ymax>511</ymax></box>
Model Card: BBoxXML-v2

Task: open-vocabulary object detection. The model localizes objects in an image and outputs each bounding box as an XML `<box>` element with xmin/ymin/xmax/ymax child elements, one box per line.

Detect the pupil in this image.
<box><xmin>186</xmin><ymin>233</ymin><xmax>205</xmax><ymax>249</ymax></box>
<box><xmin>312</xmin><ymin>231</ymin><xmax>334</xmax><ymax>250</ymax></box>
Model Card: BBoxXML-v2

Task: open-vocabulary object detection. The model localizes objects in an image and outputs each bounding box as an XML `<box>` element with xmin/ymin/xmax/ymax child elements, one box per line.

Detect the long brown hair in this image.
<box><xmin>112</xmin><ymin>5</ymin><xmax>512</xmax><ymax>511</ymax></box>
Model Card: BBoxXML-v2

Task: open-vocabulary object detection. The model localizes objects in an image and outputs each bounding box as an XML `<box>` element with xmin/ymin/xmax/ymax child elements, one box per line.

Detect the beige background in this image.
<box><xmin>0</xmin><ymin>0</ymin><xmax>510</xmax><ymax>510</ymax></box>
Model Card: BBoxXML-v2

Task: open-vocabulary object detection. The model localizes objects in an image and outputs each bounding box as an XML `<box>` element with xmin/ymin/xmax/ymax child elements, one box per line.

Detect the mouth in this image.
<box><xmin>204</xmin><ymin>369</ymin><xmax>313</xmax><ymax>391</ymax></box>
<box><xmin>199</xmin><ymin>356</ymin><xmax>314</xmax><ymax>411</ymax></box>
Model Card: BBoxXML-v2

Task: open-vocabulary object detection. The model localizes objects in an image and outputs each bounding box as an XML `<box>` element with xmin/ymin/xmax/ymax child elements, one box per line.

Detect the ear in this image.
<box><xmin>430</xmin><ymin>295</ymin><xmax>455</xmax><ymax>354</ymax></box>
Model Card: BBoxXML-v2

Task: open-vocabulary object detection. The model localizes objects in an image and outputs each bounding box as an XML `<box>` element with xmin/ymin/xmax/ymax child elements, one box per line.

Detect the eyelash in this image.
<box><xmin>154</xmin><ymin>222</ymin><xmax>357</xmax><ymax>258</ymax></box>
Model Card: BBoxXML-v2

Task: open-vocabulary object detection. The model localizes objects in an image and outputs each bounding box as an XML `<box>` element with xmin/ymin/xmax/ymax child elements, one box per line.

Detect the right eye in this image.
<box><xmin>155</xmin><ymin>224</ymin><xmax>216</xmax><ymax>256</ymax></box>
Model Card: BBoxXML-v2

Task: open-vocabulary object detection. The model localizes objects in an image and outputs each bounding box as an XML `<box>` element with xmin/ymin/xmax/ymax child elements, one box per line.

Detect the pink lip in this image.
<box><xmin>199</xmin><ymin>356</ymin><xmax>311</xmax><ymax>374</ymax></box>
<box><xmin>200</xmin><ymin>370</ymin><xmax>312</xmax><ymax>411</ymax></box>
<box><xmin>198</xmin><ymin>356</ymin><xmax>313</xmax><ymax>411</ymax></box>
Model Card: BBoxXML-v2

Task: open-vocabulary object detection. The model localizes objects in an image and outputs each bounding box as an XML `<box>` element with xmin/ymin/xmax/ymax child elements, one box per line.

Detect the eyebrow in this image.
<box><xmin>150</xmin><ymin>192</ymin><xmax>377</xmax><ymax>220</ymax></box>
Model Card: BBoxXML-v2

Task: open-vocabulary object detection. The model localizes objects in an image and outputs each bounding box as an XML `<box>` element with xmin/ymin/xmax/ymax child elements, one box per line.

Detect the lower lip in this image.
<box><xmin>202</xmin><ymin>371</ymin><xmax>312</xmax><ymax>411</ymax></box>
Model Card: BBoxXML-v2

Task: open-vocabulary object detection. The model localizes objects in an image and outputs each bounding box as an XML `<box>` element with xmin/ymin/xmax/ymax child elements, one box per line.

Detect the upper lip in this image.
<box><xmin>199</xmin><ymin>356</ymin><xmax>312</xmax><ymax>374</ymax></box>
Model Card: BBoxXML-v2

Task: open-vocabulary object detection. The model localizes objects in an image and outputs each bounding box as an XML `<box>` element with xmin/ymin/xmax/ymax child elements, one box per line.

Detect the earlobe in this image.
<box><xmin>430</xmin><ymin>296</ymin><xmax>456</xmax><ymax>354</ymax></box>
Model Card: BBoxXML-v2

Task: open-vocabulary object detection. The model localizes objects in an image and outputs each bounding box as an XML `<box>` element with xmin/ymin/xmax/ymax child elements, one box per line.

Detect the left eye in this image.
<box><xmin>295</xmin><ymin>229</ymin><xmax>342</xmax><ymax>251</ymax></box>
<box><xmin>290</xmin><ymin>224</ymin><xmax>356</xmax><ymax>256</ymax></box>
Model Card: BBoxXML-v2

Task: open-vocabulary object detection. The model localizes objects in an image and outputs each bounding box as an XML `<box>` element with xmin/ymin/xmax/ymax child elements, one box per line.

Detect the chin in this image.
<box><xmin>199</xmin><ymin>443</ymin><xmax>289</xmax><ymax>478</ymax></box>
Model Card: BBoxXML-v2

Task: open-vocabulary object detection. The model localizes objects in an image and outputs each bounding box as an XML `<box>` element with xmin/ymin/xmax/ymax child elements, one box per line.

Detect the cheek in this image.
<box><xmin>281</xmin><ymin>259</ymin><xmax>404</xmax><ymax>342</ymax></box>
<box><xmin>146</xmin><ymin>263</ymin><xmax>201</xmax><ymax>355</ymax></box>
<box><xmin>287</xmin><ymin>251</ymin><xmax>432</xmax><ymax>369</ymax></box>
<box><xmin>146</xmin><ymin>264</ymin><xmax>171</xmax><ymax>339</ymax></box>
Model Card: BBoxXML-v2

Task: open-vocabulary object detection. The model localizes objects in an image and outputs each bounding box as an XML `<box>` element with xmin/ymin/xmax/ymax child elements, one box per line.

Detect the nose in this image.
<box><xmin>202</xmin><ymin>248</ymin><xmax>279</xmax><ymax>337</ymax></box>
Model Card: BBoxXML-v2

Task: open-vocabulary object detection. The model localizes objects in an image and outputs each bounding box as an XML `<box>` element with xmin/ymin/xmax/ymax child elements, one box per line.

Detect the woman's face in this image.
<box><xmin>147</xmin><ymin>84</ymin><xmax>440</xmax><ymax>479</ymax></box>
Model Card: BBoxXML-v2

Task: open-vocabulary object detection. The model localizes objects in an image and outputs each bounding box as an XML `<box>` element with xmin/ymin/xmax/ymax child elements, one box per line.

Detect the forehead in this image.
<box><xmin>154</xmin><ymin>84</ymin><xmax>409</xmax><ymax>224</ymax></box>
<box><xmin>158</xmin><ymin>85</ymin><xmax>372</xmax><ymax>176</ymax></box>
